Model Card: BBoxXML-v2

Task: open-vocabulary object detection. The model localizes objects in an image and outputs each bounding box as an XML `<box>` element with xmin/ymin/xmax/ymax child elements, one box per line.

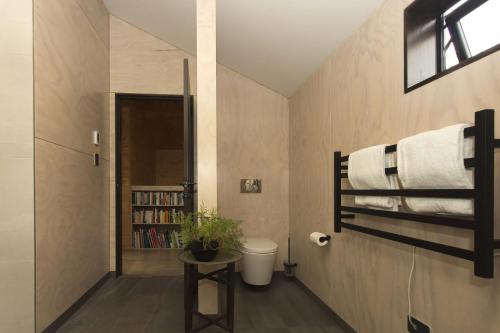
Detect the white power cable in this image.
<box><xmin>408</xmin><ymin>246</ymin><xmax>417</xmax><ymax>331</ymax></box>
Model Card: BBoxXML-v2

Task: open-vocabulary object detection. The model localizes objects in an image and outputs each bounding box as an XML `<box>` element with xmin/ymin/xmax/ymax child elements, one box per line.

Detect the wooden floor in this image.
<box><xmin>57</xmin><ymin>274</ymin><xmax>349</xmax><ymax>333</ymax></box>
<box><xmin>123</xmin><ymin>249</ymin><xmax>184</xmax><ymax>276</ymax></box>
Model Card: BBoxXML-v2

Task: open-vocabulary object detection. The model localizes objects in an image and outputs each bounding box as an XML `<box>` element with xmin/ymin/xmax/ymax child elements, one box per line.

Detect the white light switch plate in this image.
<box><xmin>93</xmin><ymin>130</ymin><xmax>100</xmax><ymax>145</ymax></box>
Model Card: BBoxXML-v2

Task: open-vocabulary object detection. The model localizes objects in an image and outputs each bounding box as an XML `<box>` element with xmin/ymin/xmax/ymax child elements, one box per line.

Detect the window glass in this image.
<box><xmin>405</xmin><ymin>0</ymin><xmax>500</xmax><ymax>92</ymax></box>
<box><xmin>459</xmin><ymin>0</ymin><xmax>500</xmax><ymax>56</ymax></box>
<box><xmin>444</xmin><ymin>0</ymin><xmax>469</xmax><ymax>15</ymax></box>
<box><xmin>443</xmin><ymin>28</ymin><xmax>460</xmax><ymax>69</ymax></box>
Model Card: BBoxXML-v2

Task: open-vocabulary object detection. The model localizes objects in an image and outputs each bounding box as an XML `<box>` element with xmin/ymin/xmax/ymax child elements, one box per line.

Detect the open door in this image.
<box><xmin>182</xmin><ymin>59</ymin><xmax>196</xmax><ymax>214</ymax></box>
<box><xmin>114</xmin><ymin>59</ymin><xmax>195</xmax><ymax>277</ymax></box>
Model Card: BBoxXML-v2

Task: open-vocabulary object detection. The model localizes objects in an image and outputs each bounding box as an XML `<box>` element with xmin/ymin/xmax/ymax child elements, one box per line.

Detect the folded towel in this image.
<box><xmin>397</xmin><ymin>124</ymin><xmax>473</xmax><ymax>215</ymax></box>
<box><xmin>348</xmin><ymin>145</ymin><xmax>399</xmax><ymax>210</ymax></box>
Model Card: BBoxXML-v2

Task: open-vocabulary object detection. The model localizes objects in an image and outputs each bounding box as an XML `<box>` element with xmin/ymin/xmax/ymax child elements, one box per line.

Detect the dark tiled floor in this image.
<box><xmin>58</xmin><ymin>274</ymin><xmax>348</xmax><ymax>333</ymax></box>
<box><xmin>123</xmin><ymin>249</ymin><xmax>184</xmax><ymax>276</ymax></box>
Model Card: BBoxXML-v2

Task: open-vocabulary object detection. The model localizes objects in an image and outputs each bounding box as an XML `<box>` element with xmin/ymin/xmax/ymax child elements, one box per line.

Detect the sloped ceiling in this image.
<box><xmin>103</xmin><ymin>0</ymin><xmax>383</xmax><ymax>96</ymax></box>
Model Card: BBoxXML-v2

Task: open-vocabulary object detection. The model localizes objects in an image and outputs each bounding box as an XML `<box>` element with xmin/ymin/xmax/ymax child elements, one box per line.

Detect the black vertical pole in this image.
<box><xmin>183</xmin><ymin>58</ymin><xmax>195</xmax><ymax>215</ymax></box>
<box><xmin>334</xmin><ymin>151</ymin><xmax>342</xmax><ymax>233</ymax></box>
<box><xmin>227</xmin><ymin>263</ymin><xmax>235</xmax><ymax>332</ymax></box>
<box><xmin>287</xmin><ymin>237</ymin><xmax>291</xmax><ymax>263</ymax></box>
<box><xmin>184</xmin><ymin>263</ymin><xmax>193</xmax><ymax>332</ymax></box>
<box><xmin>473</xmin><ymin>109</ymin><xmax>494</xmax><ymax>278</ymax></box>
<box><xmin>193</xmin><ymin>265</ymin><xmax>198</xmax><ymax>312</ymax></box>
<box><xmin>115</xmin><ymin>95</ymin><xmax>123</xmax><ymax>277</ymax></box>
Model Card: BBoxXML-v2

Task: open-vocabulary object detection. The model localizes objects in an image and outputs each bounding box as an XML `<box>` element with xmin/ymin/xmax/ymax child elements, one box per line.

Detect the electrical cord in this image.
<box><xmin>408</xmin><ymin>246</ymin><xmax>417</xmax><ymax>331</ymax></box>
<box><xmin>407</xmin><ymin>247</ymin><xmax>434</xmax><ymax>332</ymax></box>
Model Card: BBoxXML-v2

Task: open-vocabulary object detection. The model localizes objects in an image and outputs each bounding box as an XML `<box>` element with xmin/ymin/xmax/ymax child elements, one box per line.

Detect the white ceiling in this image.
<box><xmin>103</xmin><ymin>0</ymin><xmax>383</xmax><ymax>97</ymax></box>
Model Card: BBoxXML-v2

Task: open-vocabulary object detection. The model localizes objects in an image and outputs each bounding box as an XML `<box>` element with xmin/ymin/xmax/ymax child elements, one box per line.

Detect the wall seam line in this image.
<box><xmin>73</xmin><ymin>0</ymin><xmax>109</xmax><ymax>49</ymax></box>
<box><xmin>35</xmin><ymin>137</ymin><xmax>110</xmax><ymax>162</ymax></box>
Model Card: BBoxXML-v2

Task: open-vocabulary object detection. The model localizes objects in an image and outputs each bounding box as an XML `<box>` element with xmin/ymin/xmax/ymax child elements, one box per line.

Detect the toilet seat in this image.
<box><xmin>242</xmin><ymin>238</ymin><xmax>278</xmax><ymax>254</ymax></box>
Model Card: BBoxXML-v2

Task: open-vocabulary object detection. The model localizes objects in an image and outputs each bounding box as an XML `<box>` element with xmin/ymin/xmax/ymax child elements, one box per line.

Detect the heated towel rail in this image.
<box><xmin>333</xmin><ymin>109</ymin><xmax>500</xmax><ymax>279</ymax></box>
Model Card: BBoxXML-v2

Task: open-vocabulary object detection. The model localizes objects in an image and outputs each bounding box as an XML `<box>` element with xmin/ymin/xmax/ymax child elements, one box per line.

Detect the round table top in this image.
<box><xmin>178</xmin><ymin>250</ymin><xmax>242</xmax><ymax>265</ymax></box>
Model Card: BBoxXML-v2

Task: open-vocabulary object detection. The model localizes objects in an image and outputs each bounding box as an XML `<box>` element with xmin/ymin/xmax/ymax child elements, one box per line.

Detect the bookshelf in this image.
<box><xmin>131</xmin><ymin>185</ymin><xmax>184</xmax><ymax>250</ymax></box>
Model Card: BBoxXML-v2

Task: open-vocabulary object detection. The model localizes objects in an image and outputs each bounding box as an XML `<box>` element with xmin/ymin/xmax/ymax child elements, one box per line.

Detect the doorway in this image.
<box><xmin>115</xmin><ymin>93</ymin><xmax>194</xmax><ymax>276</ymax></box>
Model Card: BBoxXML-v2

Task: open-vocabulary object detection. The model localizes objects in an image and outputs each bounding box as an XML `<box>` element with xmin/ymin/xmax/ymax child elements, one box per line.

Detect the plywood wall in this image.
<box><xmin>109</xmin><ymin>16</ymin><xmax>289</xmax><ymax>271</ymax></box>
<box><xmin>289</xmin><ymin>0</ymin><xmax>500</xmax><ymax>332</ymax></box>
<box><xmin>0</xmin><ymin>1</ymin><xmax>34</xmax><ymax>332</ymax></box>
<box><xmin>217</xmin><ymin>66</ymin><xmax>290</xmax><ymax>269</ymax></box>
<box><xmin>34</xmin><ymin>0</ymin><xmax>110</xmax><ymax>331</ymax></box>
<box><xmin>156</xmin><ymin>150</ymin><xmax>184</xmax><ymax>185</ymax></box>
<box><xmin>127</xmin><ymin>100</ymin><xmax>184</xmax><ymax>186</ymax></box>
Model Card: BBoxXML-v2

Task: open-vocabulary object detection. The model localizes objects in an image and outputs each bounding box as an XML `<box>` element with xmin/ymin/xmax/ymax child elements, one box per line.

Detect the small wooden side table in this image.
<box><xmin>178</xmin><ymin>250</ymin><xmax>242</xmax><ymax>333</ymax></box>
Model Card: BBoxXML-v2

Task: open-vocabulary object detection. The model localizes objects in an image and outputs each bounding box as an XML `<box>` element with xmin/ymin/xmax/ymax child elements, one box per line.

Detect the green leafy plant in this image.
<box><xmin>179</xmin><ymin>207</ymin><xmax>243</xmax><ymax>252</ymax></box>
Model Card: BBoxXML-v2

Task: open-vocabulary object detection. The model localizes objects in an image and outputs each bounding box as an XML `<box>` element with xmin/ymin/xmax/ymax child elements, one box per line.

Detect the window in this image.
<box><xmin>405</xmin><ymin>0</ymin><xmax>500</xmax><ymax>92</ymax></box>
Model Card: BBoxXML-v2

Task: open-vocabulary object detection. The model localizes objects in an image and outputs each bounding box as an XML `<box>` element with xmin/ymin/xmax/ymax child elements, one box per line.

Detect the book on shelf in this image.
<box><xmin>133</xmin><ymin>227</ymin><xmax>183</xmax><ymax>249</ymax></box>
<box><xmin>132</xmin><ymin>191</ymin><xmax>184</xmax><ymax>206</ymax></box>
<box><xmin>132</xmin><ymin>208</ymin><xmax>183</xmax><ymax>224</ymax></box>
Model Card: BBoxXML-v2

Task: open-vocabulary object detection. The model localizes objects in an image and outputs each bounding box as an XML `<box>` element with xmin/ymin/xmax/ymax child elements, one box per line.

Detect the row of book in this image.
<box><xmin>132</xmin><ymin>191</ymin><xmax>184</xmax><ymax>206</ymax></box>
<box><xmin>133</xmin><ymin>228</ymin><xmax>183</xmax><ymax>249</ymax></box>
<box><xmin>132</xmin><ymin>208</ymin><xmax>182</xmax><ymax>224</ymax></box>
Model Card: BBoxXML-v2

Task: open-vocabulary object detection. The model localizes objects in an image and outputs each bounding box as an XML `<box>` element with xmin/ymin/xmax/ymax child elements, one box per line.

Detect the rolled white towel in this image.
<box><xmin>348</xmin><ymin>144</ymin><xmax>399</xmax><ymax>210</ymax></box>
<box><xmin>397</xmin><ymin>124</ymin><xmax>473</xmax><ymax>215</ymax></box>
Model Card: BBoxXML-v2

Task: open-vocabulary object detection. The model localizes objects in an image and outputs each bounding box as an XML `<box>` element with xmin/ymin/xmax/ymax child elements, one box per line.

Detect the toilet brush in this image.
<box><xmin>283</xmin><ymin>237</ymin><xmax>297</xmax><ymax>278</ymax></box>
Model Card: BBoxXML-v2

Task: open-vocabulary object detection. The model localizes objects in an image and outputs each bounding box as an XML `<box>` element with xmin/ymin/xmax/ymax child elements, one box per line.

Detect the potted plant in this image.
<box><xmin>179</xmin><ymin>207</ymin><xmax>243</xmax><ymax>262</ymax></box>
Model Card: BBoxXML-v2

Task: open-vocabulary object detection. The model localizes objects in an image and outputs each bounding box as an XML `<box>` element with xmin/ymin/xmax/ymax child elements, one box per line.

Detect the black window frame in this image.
<box><xmin>405</xmin><ymin>0</ymin><xmax>500</xmax><ymax>93</ymax></box>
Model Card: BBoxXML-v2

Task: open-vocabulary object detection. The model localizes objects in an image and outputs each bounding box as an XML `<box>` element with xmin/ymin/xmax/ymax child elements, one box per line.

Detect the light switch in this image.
<box><xmin>93</xmin><ymin>130</ymin><xmax>100</xmax><ymax>145</ymax></box>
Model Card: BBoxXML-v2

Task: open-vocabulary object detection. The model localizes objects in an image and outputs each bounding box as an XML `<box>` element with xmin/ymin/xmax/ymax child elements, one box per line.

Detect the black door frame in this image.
<box><xmin>114</xmin><ymin>93</ymin><xmax>194</xmax><ymax>277</ymax></box>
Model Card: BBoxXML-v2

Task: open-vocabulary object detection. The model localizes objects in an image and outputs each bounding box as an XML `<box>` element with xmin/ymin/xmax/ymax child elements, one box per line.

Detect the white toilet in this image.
<box><xmin>241</xmin><ymin>238</ymin><xmax>278</xmax><ymax>286</ymax></box>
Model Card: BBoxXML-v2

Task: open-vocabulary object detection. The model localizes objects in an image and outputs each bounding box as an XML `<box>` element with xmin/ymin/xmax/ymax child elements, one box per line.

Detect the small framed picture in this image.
<box><xmin>240</xmin><ymin>179</ymin><xmax>262</xmax><ymax>193</ymax></box>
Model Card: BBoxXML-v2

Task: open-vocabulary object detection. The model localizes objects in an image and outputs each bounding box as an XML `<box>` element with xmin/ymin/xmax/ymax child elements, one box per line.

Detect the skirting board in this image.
<box><xmin>292</xmin><ymin>276</ymin><xmax>357</xmax><ymax>333</ymax></box>
<box><xmin>41</xmin><ymin>272</ymin><xmax>114</xmax><ymax>333</ymax></box>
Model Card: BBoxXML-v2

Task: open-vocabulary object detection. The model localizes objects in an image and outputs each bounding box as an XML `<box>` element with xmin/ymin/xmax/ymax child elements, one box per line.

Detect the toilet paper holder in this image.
<box><xmin>309</xmin><ymin>232</ymin><xmax>331</xmax><ymax>247</ymax></box>
<box><xmin>319</xmin><ymin>235</ymin><xmax>331</xmax><ymax>242</ymax></box>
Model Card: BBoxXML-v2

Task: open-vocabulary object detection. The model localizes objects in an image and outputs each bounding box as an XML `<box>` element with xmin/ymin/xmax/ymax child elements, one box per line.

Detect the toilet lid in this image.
<box><xmin>242</xmin><ymin>238</ymin><xmax>278</xmax><ymax>254</ymax></box>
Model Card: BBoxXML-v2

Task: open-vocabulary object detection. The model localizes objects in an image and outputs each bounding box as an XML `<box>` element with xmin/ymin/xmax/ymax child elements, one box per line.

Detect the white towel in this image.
<box><xmin>397</xmin><ymin>124</ymin><xmax>473</xmax><ymax>215</ymax></box>
<box><xmin>348</xmin><ymin>145</ymin><xmax>399</xmax><ymax>210</ymax></box>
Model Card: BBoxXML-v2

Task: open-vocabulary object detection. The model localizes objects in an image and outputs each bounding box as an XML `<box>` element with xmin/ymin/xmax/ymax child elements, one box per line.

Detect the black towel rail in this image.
<box><xmin>333</xmin><ymin>109</ymin><xmax>499</xmax><ymax>279</ymax></box>
<box><xmin>340</xmin><ymin>206</ymin><xmax>474</xmax><ymax>230</ymax></box>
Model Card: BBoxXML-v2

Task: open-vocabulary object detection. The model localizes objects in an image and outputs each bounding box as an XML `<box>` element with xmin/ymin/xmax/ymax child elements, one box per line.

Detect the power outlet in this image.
<box><xmin>407</xmin><ymin>316</ymin><xmax>430</xmax><ymax>333</ymax></box>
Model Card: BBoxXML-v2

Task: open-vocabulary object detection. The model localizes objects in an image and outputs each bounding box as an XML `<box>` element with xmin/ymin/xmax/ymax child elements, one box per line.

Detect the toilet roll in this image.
<box><xmin>309</xmin><ymin>232</ymin><xmax>329</xmax><ymax>246</ymax></box>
